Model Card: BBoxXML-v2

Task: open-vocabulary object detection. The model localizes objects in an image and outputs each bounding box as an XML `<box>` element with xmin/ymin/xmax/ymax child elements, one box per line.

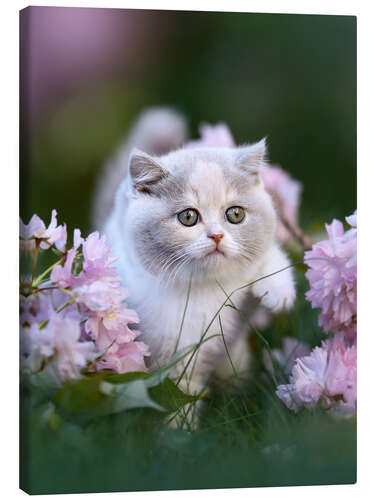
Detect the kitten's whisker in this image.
<box><xmin>160</xmin><ymin>251</ymin><xmax>187</xmax><ymax>276</ymax></box>
<box><xmin>160</xmin><ymin>253</ymin><xmax>191</xmax><ymax>289</ymax></box>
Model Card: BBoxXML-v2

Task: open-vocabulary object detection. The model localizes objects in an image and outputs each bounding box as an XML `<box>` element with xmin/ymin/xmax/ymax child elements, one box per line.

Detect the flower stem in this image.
<box><xmin>33</xmin><ymin>257</ymin><xmax>64</xmax><ymax>287</ymax></box>
<box><xmin>56</xmin><ymin>298</ymin><xmax>74</xmax><ymax>314</ymax></box>
<box><xmin>277</xmin><ymin>209</ymin><xmax>313</xmax><ymax>251</ymax></box>
<box><xmin>30</xmin><ymin>240</ymin><xmax>41</xmax><ymax>291</ymax></box>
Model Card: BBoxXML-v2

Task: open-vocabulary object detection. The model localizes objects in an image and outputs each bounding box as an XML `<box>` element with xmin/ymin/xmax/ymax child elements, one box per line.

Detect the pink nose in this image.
<box><xmin>208</xmin><ymin>233</ymin><xmax>224</xmax><ymax>245</ymax></box>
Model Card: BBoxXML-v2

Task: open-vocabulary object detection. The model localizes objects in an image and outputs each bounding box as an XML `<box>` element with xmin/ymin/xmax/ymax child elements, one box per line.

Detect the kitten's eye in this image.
<box><xmin>177</xmin><ymin>208</ymin><xmax>199</xmax><ymax>227</ymax></box>
<box><xmin>226</xmin><ymin>206</ymin><xmax>245</xmax><ymax>224</ymax></box>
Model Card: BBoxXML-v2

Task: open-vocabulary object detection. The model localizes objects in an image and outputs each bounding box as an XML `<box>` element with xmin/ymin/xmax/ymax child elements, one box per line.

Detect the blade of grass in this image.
<box><xmin>177</xmin><ymin>262</ymin><xmax>307</xmax><ymax>385</ymax></box>
<box><xmin>173</xmin><ymin>275</ymin><xmax>192</xmax><ymax>355</ymax></box>
<box><xmin>216</xmin><ymin>280</ymin><xmax>278</xmax><ymax>388</ymax></box>
<box><xmin>218</xmin><ymin>314</ymin><xmax>239</xmax><ymax>380</ymax></box>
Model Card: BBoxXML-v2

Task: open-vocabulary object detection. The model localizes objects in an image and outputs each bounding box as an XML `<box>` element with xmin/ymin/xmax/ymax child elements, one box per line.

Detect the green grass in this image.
<box><xmin>20</xmin><ymin>273</ymin><xmax>356</xmax><ymax>494</ymax></box>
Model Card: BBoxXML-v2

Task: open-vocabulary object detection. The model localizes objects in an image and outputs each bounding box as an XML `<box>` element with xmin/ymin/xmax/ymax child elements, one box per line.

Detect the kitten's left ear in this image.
<box><xmin>234</xmin><ymin>138</ymin><xmax>267</xmax><ymax>177</ymax></box>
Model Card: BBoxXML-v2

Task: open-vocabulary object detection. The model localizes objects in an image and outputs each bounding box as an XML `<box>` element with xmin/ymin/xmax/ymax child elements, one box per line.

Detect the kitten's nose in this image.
<box><xmin>208</xmin><ymin>233</ymin><xmax>224</xmax><ymax>245</ymax></box>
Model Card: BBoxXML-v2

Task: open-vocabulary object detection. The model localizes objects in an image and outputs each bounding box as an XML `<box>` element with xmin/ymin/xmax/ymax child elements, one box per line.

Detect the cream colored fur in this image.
<box><xmin>94</xmin><ymin>108</ymin><xmax>296</xmax><ymax>428</ymax></box>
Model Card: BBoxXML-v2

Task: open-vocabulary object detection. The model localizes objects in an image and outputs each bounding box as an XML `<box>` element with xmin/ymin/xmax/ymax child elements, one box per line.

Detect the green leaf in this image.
<box><xmin>53</xmin><ymin>369</ymin><xmax>203</xmax><ymax>423</ymax></box>
<box><xmin>54</xmin><ymin>374</ymin><xmax>114</xmax><ymax>422</ymax></box>
<box><xmin>29</xmin><ymin>345</ymin><xmax>206</xmax><ymax>423</ymax></box>
<box><xmin>84</xmin><ymin>344</ymin><xmax>197</xmax><ymax>390</ymax></box>
<box><xmin>111</xmin><ymin>379</ymin><xmax>165</xmax><ymax>413</ymax></box>
<box><xmin>149</xmin><ymin>377</ymin><xmax>203</xmax><ymax>412</ymax></box>
<box><xmin>84</xmin><ymin>370</ymin><xmax>150</xmax><ymax>385</ymax></box>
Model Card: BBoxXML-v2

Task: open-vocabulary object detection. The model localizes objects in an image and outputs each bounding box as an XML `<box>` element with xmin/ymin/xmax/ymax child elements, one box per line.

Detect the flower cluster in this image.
<box><xmin>305</xmin><ymin>211</ymin><xmax>357</xmax><ymax>341</ymax></box>
<box><xmin>276</xmin><ymin>211</ymin><xmax>357</xmax><ymax>415</ymax></box>
<box><xmin>20</xmin><ymin>211</ymin><xmax>150</xmax><ymax>382</ymax></box>
<box><xmin>276</xmin><ymin>334</ymin><xmax>356</xmax><ymax>416</ymax></box>
<box><xmin>187</xmin><ymin>122</ymin><xmax>236</xmax><ymax>148</ymax></box>
<box><xmin>187</xmin><ymin>123</ymin><xmax>302</xmax><ymax>244</ymax></box>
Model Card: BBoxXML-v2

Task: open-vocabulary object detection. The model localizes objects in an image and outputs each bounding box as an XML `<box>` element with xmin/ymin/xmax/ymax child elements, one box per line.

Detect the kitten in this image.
<box><xmin>94</xmin><ymin>108</ymin><xmax>296</xmax><ymax>426</ymax></box>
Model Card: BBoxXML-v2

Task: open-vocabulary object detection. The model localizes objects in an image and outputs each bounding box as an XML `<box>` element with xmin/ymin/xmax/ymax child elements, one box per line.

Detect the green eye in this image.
<box><xmin>177</xmin><ymin>208</ymin><xmax>199</xmax><ymax>227</ymax></box>
<box><xmin>226</xmin><ymin>206</ymin><xmax>245</xmax><ymax>224</ymax></box>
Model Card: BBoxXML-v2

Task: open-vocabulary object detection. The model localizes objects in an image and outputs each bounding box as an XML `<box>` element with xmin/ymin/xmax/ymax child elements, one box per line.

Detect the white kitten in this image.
<box><xmin>94</xmin><ymin>108</ymin><xmax>296</xmax><ymax>426</ymax></box>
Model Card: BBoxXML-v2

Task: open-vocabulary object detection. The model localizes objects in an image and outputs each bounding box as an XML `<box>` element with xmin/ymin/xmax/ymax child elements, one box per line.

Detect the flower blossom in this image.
<box><xmin>20</xmin><ymin>209</ymin><xmax>66</xmax><ymax>251</ymax></box>
<box><xmin>45</xmin><ymin>314</ymin><xmax>96</xmax><ymax>380</ymax></box>
<box><xmin>20</xmin><ymin>211</ymin><xmax>150</xmax><ymax>379</ymax></box>
<box><xmin>187</xmin><ymin>122</ymin><xmax>302</xmax><ymax>243</ymax></box>
<box><xmin>304</xmin><ymin>211</ymin><xmax>357</xmax><ymax>341</ymax></box>
<box><xmin>20</xmin><ymin>291</ymin><xmax>52</xmax><ymax>327</ymax></box>
<box><xmin>96</xmin><ymin>339</ymin><xmax>150</xmax><ymax>373</ymax></box>
<box><xmin>82</xmin><ymin>232</ymin><xmax>119</xmax><ymax>283</ymax></box>
<box><xmin>20</xmin><ymin>313</ymin><xmax>95</xmax><ymax>380</ymax></box>
<box><xmin>187</xmin><ymin>123</ymin><xmax>236</xmax><ymax>148</ymax></box>
<box><xmin>276</xmin><ymin>334</ymin><xmax>356</xmax><ymax>415</ymax></box>
<box><xmin>72</xmin><ymin>281</ymin><xmax>127</xmax><ymax>313</ymax></box>
<box><xmin>50</xmin><ymin>229</ymin><xmax>149</xmax><ymax>374</ymax></box>
<box><xmin>20</xmin><ymin>323</ymin><xmax>55</xmax><ymax>375</ymax></box>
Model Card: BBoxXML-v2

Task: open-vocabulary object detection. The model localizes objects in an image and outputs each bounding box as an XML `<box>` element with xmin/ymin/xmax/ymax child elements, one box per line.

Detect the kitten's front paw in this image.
<box><xmin>252</xmin><ymin>274</ymin><xmax>296</xmax><ymax>313</ymax></box>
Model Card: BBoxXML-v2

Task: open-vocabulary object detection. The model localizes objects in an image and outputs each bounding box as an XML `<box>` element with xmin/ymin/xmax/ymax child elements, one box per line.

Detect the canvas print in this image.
<box><xmin>19</xmin><ymin>7</ymin><xmax>357</xmax><ymax>494</ymax></box>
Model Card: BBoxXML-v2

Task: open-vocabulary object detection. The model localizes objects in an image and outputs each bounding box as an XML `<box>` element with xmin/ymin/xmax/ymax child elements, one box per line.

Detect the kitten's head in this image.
<box><xmin>119</xmin><ymin>140</ymin><xmax>277</xmax><ymax>284</ymax></box>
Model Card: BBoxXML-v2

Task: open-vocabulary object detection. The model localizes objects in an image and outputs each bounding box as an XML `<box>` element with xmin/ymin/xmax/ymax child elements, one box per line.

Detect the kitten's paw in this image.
<box><xmin>252</xmin><ymin>275</ymin><xmax>296</xmax><ymax>313</ymax></box>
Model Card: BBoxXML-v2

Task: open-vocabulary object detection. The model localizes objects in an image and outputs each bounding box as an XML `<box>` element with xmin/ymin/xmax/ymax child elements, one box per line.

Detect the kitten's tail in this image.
<box><xmin>91</xmin><ymin>107</ymin><xmax>188</xmax><ymax>230</ymax></box>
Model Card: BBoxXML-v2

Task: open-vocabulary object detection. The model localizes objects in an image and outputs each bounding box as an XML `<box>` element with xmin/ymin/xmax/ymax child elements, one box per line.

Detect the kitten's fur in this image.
<box><xmin>94</xmin><ymin>108</ymin><xmax>296</xmax><ymax>425</ymax></box>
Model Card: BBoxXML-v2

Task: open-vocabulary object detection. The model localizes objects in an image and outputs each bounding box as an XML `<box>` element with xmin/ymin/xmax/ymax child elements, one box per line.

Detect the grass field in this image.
<box><xmin>20</xmin><ymin>271</ymin><xmax>356</xmax><ymax>494</ymax></box>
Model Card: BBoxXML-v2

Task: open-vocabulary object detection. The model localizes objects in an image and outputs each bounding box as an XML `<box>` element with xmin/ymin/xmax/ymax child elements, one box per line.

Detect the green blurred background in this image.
<box><xmin>20</xmin><ymin>8</ymin><xmax>356</xmax><ymax>235</ymax></box>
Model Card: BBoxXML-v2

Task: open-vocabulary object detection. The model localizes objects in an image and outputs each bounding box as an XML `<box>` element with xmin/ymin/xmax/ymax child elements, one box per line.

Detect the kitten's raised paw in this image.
<box><xmin>252</xmin><ymin>275</ymin><xmax>296</xmax><ymax>313</ymax></box>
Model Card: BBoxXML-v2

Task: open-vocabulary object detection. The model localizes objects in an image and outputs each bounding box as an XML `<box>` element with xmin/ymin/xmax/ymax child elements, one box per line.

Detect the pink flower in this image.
<box><xmin>20</xmin><ymin>210</ymin><xmax>65</xmax><ymax>250</ymax></box>
<box><xmin>20</xmin><ymin>323</ymin><xmax>55</xmax><ymax>374</ymax></box>
<box><xmin>346</xmin><ymin>210</ymin><xmax>357</xmax><ymax>228</ymax></box>
<box><xmin>72</xmin><ymin>281</ymin><xmax>127</xmax><ymax>313</ymax></box>
<box><xmin>54</xmin><ymin>223</ymin><xmax>67</xmax><ymax>252</ymax></box>
<box><xmin>324</xmin><ymin>335</ymin><xmax>357</xmax><ymax>408</ymax></box>
<box><xmin>260</xmin><ymin>165</ymin><xmax>302</xmax><ymax>243</ymax></box>
<box><xmin>50</xmin><ymin>247</ymin><xmax>80</xmax><ymax>288</ymax></box>
<box><xmin>85</xmin><ymin>302</ymin><xmax>144</xmax><ymax>374</ymax></box>
<box><xmin>20</xmin><ymin>291</ymin><xmax>52</xmax><ymax>327</ymax></box>
<box><xmin>82</xmin><ymin>232</ymin><xmax>119</xmax><ymax>283</ymax></box>
<box><xmin>86</xmin><ymin>304</ymin><xmax>139</xmax><ymax>348</ymax></box>
<box><xmin>304</xmin><ymin>211</ymin><xmax>357</xmax><ymax>341</ymax></box>
<box><xmin>50</xmin><ymin>229</ymin><xmax>86</xmax><ymax>287</ymax></box>
<box><xmin>187</xmin><ymin>123</ymin><xmax>235</xmax><ymax>148</ymax></box>
<box><xmin>276</xmin><ymin>334</ymin><xmax>356</xmax><ymax>415</ymax></box>
<box><xmin>21</xmin><ymin>216</ymin><xmax>151</xmax><ymax>380</ymax></box>
<box><xmin>44</xmin><ymin>314</ymin><xmax>96</xmax><ymax>381</ymax></box>
<box><xmin>97</xmin><ymin>340</ymin><xmax>150</xmax><ymax>373</ymax></box>
<box><xmin>73</xmin><ymin>228</ymin><xmax>83</xmax><ymax>249</ymax></box>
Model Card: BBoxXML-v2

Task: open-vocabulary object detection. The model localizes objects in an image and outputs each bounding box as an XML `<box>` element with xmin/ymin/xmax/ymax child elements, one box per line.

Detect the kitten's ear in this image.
<box><xmin>234</xmin><ymin>138</ymin><xmax>267</xmax><ymax>177</ymax></box>
<box><xmin>128</xmin><ymin>148</ymin><xmax>168</xmax><ymax>193</ymax></box>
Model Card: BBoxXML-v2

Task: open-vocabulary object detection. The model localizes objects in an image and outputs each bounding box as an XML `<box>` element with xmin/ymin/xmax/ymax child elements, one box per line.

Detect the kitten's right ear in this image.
<box><xmin>128</xmin><ymin>148</ymin><xmax>168</xmax><ymax>193</ymax></box>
